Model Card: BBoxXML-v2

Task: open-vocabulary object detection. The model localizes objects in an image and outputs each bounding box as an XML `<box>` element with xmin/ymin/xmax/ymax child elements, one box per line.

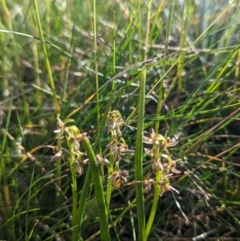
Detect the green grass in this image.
<box><xmin>1</xmin><ymin>0</ymin><xmax>240</xmax><ymax>240</ymax></box>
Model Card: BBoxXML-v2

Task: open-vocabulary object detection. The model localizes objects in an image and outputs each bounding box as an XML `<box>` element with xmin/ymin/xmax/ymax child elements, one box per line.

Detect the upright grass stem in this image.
<box><xmin>92</xmin><ymin>0</ymin><xmax>100</xmax><ymax>142</ymax></box>
<box><xmin>134</xmin><ymin>1</ymin><xmax>147</xmax><ymax>240</ymax></box>
<box><xmin>32</xmin><ymin>0</ymin><xmax>60</xmax><ymax>115</ymax></box>
<box><xmin>177</xmin><ymin>0</ymin><xmax>189</xmax><ymax>91</ymax></box>
<box><xmin>106</xmin><ymin>153</ymin><xmax>114</xmax><ymax>208</ymax></box>
<box><xmin>82</xmin><ymin>136</ymin><xmax>110</xmax><ymax>241</ymax></box>
<box><xmin>140</xmin><ymin>1</ymin><xmax>160</xmax><ymax>240</ymax></box>
<box><xmin>75</xmin><ymin>167</ymin><xmax>92</xmax><ymax>238</ymax></box>
<box><xmin>66</xmin><ymin>138</ymin><xmax>78</xmax><ymax>241</ymax></box>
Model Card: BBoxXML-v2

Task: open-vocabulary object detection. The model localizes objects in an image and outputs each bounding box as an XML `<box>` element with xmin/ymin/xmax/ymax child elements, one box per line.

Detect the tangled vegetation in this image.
<box><xmin>1</xmin><ymin>0</ymin><xmax>240</xmax><ymax>240</ymax></box>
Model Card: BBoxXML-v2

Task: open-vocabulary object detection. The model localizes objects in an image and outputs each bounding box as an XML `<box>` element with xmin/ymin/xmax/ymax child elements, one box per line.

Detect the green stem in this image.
<box><xmin>76</xmin><ymin>167</ymin><xmax>92</xmax><ymax>239</ymax></box>
<box><xmin>82</xmin><ymin>136</ymin><xmax>110</xmax><ymax>241</ymax></box>
<box><xmin>32</xmin><ymin>0</ymin><xmax>60</xmax><ymax>115</ymax></box>
<box><xmin>66</xmin><ymin>140</ymin><xmax>78</xmax><ymax>241</ymax></box>
<box><xmin>144</xmin><ymin>170</ymin><xmax>162</xmax><ymax>241</ymax></box>
<box><xmin>93</xmin><ymin>0</ymin><xmax>100</xmax><ymax>142</ymax></box>
<box><xmin>106</xmin><ymin>153</ymin><xmax>114</xmax><ymax>208</ymax></box>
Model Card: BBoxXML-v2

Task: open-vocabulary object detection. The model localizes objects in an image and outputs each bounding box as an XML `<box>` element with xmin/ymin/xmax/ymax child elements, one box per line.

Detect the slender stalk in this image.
<box><xmin>144</xmin><ymin>171</ymin><xmax>162</xmax><ymax>241</ymax></box>
<box><xmin>31</xmin><ymin>41</ymin><xmax>41</xmax><ymax>102</ymax></box>
<box><xmin>155</xmin><ymin>1</ymin><xmax>174</xmax><ymax>132</ymax></box>
<box><xmin>134</xmin><ymin>1</ymin><xmax>147</xmax><ymax>240</ymax></box>
<box><xmin>106</xmin><ymin>154</ymin><xmax>114</xmax><ymax>208</ymax></box>
<box><xmin>106</xmin><ymin>14</ymin><xmax>117</xmax><ymax>208</ymax></box>
<box><xmin>32</xmin><ymin>0</ymin><xmax>60</xmax><ymax>115</ymax></box>
<box><xmin>142</xmin><ymin>1</ymin><xmax>167</xmax><ymax>240</ymax></box>
<box><xmin>92</xmin><ymin>0</ymin><xmax>100</xmax><ymax>144</ymax></box>
<box><xmin>62</xmin><ymin>0</ymin><xmax>75</xmax><ymax>100</ymax></box>
<box><xmin>177</xmin><ymin>0</ymin><xmax>188</xmax><ymax>91</ymax></box>
<box><xmin>112</xmin><ymin>11</ymin><xmax>116</xmax><ymax>91</ymax></box>
<box><xmin>82</xmin><ymin>136</ymin><xmax>110</xmax><ymax>241</ymax></box>
<box><xmin>76</xmin><ymin>167</ymin><xmax>91</xmax><ymax>238</ymax></box>
<box><xmin>67</xmin><ymin>139</ymin><xmax>78</xmax><ymax>241</ymax></box>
